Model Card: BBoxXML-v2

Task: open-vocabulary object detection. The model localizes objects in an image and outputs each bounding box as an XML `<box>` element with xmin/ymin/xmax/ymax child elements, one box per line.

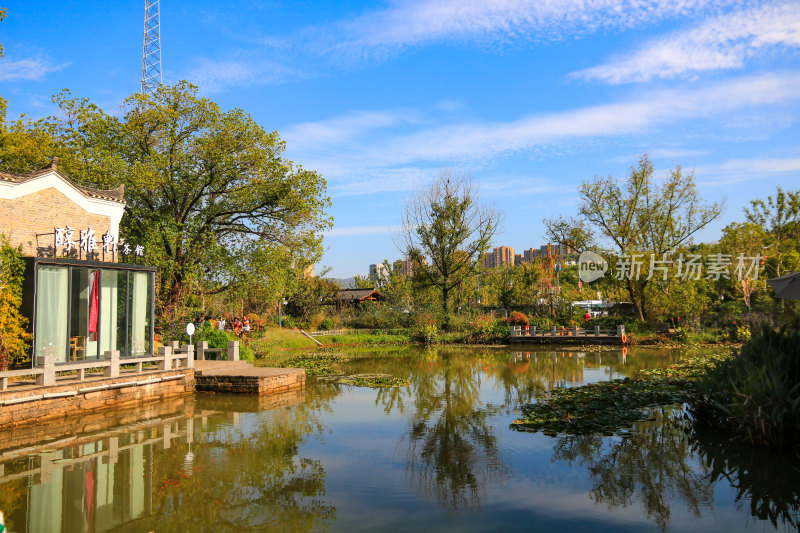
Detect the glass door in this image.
<box><xmin>34</xmin><ymin>265</ymin><xmax>69</xmax><ymax>363</ymax></box>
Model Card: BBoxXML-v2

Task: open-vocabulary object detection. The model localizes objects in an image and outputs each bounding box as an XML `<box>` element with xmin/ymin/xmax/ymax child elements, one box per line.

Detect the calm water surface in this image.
<box><xmin>1</xmin><ymin>345</ymin><xmax>798</xmax><ymax>532</ymax></box>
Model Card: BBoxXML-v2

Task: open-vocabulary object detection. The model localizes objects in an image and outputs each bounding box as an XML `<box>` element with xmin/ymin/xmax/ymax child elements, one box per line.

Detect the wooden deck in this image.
<box><xmin>509</xmin><ymin>325</ymin><xmax>627</xmax><ymax>345</ymax></box>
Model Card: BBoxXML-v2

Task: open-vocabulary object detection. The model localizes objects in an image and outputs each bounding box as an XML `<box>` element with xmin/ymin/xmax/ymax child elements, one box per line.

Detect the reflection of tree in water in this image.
<box><xmin>400</xmin><ymin>348</ymin><xmax>509</xmax><ymax>512</ymax></box>
<box><xmin>551</xmin><ymin>409</ymin><xmax>714</xmax><ymax>531</ymax></box>
<box><xmin>688</xmin><ymin>425</ymin><xmax>800</xmax><ymax>529</ymax></box>
<box><xmin>124</xmin><ymin>391</ymin><xmax>338</xmax><ymax>533</ymax></box>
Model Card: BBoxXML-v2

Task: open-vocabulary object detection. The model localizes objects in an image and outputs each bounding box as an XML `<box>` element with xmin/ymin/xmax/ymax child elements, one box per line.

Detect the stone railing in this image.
<box><xmin>195</xmin><ymin>341</ymin><xmax>239</xmax><ymax>361</ymax></box>
<box><xmin>0</xmin><ymin>343</ymin><xmax>194</xmax><ymax>392</ymax></box>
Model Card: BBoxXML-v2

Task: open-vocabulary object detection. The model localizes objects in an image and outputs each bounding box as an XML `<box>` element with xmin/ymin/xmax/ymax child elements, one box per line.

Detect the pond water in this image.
<box><xmin>1</xmin><ymin>345</ymin><xmax>798</xmax><ymax>532</ymax></box>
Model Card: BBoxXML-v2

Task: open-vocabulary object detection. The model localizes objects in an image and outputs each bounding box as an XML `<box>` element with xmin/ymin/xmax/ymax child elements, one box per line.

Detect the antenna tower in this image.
<box><xmin>141</xmin><ymin>0</ymin><xmax>162</xmax><ymax>95</ymax></box>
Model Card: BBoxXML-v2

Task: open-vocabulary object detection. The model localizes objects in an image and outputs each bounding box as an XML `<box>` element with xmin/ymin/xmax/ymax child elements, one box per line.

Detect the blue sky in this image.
<box><xmin>2</xmin><ymin>0</ymin><xmax>799</xmax><ymax>278</ymax></box>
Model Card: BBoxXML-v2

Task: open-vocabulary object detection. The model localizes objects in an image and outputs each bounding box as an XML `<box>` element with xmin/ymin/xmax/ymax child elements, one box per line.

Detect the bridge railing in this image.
<box><xmin>509</xmin><ymin>325</ymin><xmax>625</xmax><ymax>338</ymax></box>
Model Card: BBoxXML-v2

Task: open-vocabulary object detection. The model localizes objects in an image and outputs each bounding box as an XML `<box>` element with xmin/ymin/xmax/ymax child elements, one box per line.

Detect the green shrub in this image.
<box><xmin>691</xmin><ymin>327</ymin><xmax>800</xmax><ymax>448</ymax></box>
<box><xmin>0</xmin><ymin>235</ymin><xmax>30</xmax><ymax>369</ymax></box>
<box><xmin>411</xmin><ymin>319</ymin><xmax>438</xmax><ymax>344</ymax></box>
<box><xmin>345</xmin><ymin>302</ymin><xmax>408</xmax><ymax>329</ymax></box>
<box><xmin>527</xmin><ymin>314</ymin><xmax>551</xmax><ymax>330</ymax></box>
<box><xmin>194</xmin><ymin>326</ymin><xmax>254</xmax><ymax>362</ymax></box>
<box><xmin>733</xmin><ymin>323</ymin><xmax>752</xmax><ymax>342</ymax></box>
<box><xmin>672</xmin><ymin>326</ymin><xmax>689</xmax><ymax>343</ymax></box>
<box><xmin>319</xmin><ymin>317</ymin><xmax>334</xmax><ymax>331</ymax></box>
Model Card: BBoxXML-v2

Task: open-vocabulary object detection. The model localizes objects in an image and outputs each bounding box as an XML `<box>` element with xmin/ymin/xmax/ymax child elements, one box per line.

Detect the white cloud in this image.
<box><xmin>285</xmin><ymin>72</ymin><xmax>800</xmax><ymax>195</ymax></box>
<box><xmin>285</xmin><ymin>109</ymin><xmax>423</xmax><ymax>148</ymax></box>
<box><xmin>696</xmin><ymin>155</ymin><xmax>800</xmax><ymax>186</ymax></box>
<box><xmin>331</xmin><ymin>0</ymin><xmax>738</xmax><ymax>53</ymax></box>
<box><xmin>573</xmin><ymin>2</ymin><xmax>800</xmax><ymax>84</ymax></box>
<box><xmin>0</xmin><ymin>57</ymin><xmax>68</xmax><ymax>81</ymax></box>
<box><xmin>185</xmin><ymin>58</ymin><xmax>302</xmax><ymax>94</ymax></box>
<box><xmin>183</xmin><ymin>1</ymin><xmax>742</xmax><ymax>92</ymax></box>
<box><xmin>327</xmin><ymin>225</ymin><xmax>402</xmax><ymax>237</ymax></box>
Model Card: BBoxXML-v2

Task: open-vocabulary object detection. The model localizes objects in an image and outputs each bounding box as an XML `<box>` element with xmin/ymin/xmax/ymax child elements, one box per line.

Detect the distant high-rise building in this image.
<box><xmin>481</xmin><ymin>246</ymin><xmax>515</xmax><ymax>268</ymax></box>
<box><xmin>481</xmin><ymin>251</ymin><xmax>495</xmax><ymax>269</ymax></box>
<box><xmin>514</xmin><ymin>254</ymin><xmax>524</xmax><ymax>266</ymax></box>
<box><xmin>523</xmin><ymin>248</ymin><xmax>540</xmax><ymax>263</ymax></box>
<box><xmin>400</xmin><ymin>258</ymin><xmax>414</xmax><ymax>278</ymax></box>
<box><xmin>369</xmin><ymin>263</ymin><xmax>389</xmax><ymax>286</ymax></box>
<box><xmin>493</xmin><ymin>246</ymin><xmax>515</xmax><ymax>268</ymax></box>
<box><xmin>539</xmin><ymin>243</ymin><xmax>575</xmax><ymax>257</ymax></box>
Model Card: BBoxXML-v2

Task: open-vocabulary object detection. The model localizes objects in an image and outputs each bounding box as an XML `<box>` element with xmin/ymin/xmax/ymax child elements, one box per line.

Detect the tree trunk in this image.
<box><xmin>625</xmin><ymin>277</ymin><xmax>646</xmax><ymax>321</ymax></box>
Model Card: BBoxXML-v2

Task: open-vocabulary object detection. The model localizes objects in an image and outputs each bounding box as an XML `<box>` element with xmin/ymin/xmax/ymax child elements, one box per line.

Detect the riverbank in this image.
<box><xmin>513</xmin><ymin>327</ymin><xmax>800</xmax><ymax>449</ymax></box>
<box><xmin>268</xmin><ymin>328</ymin><xmax>741</xmax><ymax>352</ymax></box>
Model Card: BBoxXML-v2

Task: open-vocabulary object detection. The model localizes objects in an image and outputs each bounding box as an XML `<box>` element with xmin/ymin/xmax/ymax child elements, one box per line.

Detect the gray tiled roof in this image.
<box><xmin>0</xmin><ymin>161</ymin><xmax>125</xmax><ymax>204</ymax></box>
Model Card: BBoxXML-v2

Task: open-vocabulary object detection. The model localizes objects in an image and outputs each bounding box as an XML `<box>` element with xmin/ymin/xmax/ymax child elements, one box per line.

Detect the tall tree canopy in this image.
<box><xmin>546</xmin><ymin>155</ymin><xmax>721</xmax><ymax>320</ymax></box>
<box><xmin>399</xmin><ymin>170</ymin><xmax>502</xmax><ymax>318</ymax></box>
<box><xmin>0</xmin><ymin>82</ymin><xmax>331</xmax><ymax>317</ymax></box>
<box><xmin>744</xmin><ymin>187</ymin><xmax>800</xmax><ymax>278</ymax></box>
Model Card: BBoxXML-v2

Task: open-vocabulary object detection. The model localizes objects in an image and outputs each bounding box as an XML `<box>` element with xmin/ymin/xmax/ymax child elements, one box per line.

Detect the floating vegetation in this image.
<box><xmin>512</xmin><ymin>353</ymin><xmax>740</xmax><ymax>436</ymax></box>
<box><xmin>317</xmin><ymin>373</ymin><xmax>410</xmax><ymax>388</ymax></box>
<box><xmin>280</xmin><ymin>353</ymin><xmax>347</xmax><ymax>375</ymax></box>
<box><xmin>344</xmin><ymin>375</ymin><xmax>410</xmax><ymax>388</ymax></box>
<box><xmin>511</xmin><ymin>378</ymin><xmax>690</xmax><ymax>436</ymax></box>
<box><xmin>636</xmin><ymin>352</ymin><xmax>732</xmax><ymax>378</ymax></box>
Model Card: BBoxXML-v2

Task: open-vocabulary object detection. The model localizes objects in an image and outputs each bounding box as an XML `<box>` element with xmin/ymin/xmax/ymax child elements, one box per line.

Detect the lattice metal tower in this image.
<box><xmin>141</xmin><ymin>0</ymin><xmax>162</xmax><ymax>95</ymax></box>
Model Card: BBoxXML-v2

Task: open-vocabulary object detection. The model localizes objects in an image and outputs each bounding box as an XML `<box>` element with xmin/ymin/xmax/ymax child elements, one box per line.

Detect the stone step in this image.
<box><xmin>194</xmin><ymin>360</ymin><xmax>254</xmax><ymax>375</ymax></box>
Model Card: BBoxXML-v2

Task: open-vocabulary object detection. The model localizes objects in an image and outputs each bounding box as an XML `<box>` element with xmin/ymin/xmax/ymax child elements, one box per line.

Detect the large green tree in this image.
<box><xmin>0</xmin><ymin>83</ymin><xmax>331</xmax><ymax>318</ymax></box>
<box><xmin>744</xmin><ymin>187</ymin><xmax>800</xmax><ymax>278</ymax></box>
<box><xmin>399</xmin><ymin>170</ymin><xmax>502</xmax><ymax>319</ymax></box>
<box><xmin>545</xmin><ymin>155</ymin><xmax>721</xmax><ymax>320</ymax></box>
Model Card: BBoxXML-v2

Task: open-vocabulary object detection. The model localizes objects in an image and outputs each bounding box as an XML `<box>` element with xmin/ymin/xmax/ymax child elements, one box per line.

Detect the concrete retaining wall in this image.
<box><xmin>195</xmin><ymin>369</ymin><xmax>305</xmax><ymax>395</ymax></box>
<box><xmin>0</xmin><ymin>369</ymin><xmax>194</xmax><ymax>429</ymax></box>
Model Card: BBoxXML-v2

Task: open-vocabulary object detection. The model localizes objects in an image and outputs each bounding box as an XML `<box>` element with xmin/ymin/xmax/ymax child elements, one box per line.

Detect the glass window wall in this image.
<box><xmin>34</xmin><ymin>264</ymin><xmax>153</xmax><ymax>364</ymax></box>
<box><xmin>34</xmin><ymin>266</ymin><xmax>69</xmax><ymax>363</ymax></box>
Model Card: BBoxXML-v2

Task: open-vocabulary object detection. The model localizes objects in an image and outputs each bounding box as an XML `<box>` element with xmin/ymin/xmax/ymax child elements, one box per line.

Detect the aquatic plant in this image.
<box><xmin>511</xmin><ymin>378</ymin><xmax>690</xmax><ymax>436</ymax></box>
<box><xmin>280</xmin><ymin>353</ymin><xmax>347</xmax><ymax>375</ymax></box>
<box><xmin>637</xmin><ymin>352</ymin><xmax>732</xmax><ymax>379</ymax></box>
<box><xmin>341</xmin><ymin>375</ymin><xmax>410</xmax><ymax>388</ymax></box>
<box><xmin>691</xmin><ymin>326</ymin><xmax>800</xmax><ymax>448</ymax></box>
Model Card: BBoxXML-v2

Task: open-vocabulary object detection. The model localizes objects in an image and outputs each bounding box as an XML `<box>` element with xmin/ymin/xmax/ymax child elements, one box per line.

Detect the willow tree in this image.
<box><xmin>399</xmin><ymin>171</ymin><xmax>502</xmax><ymax>320</ymax></box>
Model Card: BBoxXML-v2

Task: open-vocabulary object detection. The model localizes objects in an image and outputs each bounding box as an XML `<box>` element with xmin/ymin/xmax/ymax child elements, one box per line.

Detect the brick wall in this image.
<box><xmin>0</xmin><ymin>188</ymin><xmax>112</xmax><ymax>257</ymax></box>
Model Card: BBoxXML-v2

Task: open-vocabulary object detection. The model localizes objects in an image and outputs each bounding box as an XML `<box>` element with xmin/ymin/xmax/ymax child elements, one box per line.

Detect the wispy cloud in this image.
<box><xmin>573</xmin><ymin>2</ymin><xmax>800</xmax><ymax>84</ymax></box>
<box><xmin>328</xmin><ymin>0</ymin><xmax>738</xmax><ymax>54</ymax></box>
<box><xmin>184</xmin><ymin>57</ymin><xmax>303</xmax><ymax>94</ymax></box>
<box><xmin>697</xmin><ymin>155</ymin><xmax>800</xmax><ymax>186</ymax></box>
<box><xmin>327</xmin><ymin>225</ymin><xmax>402</xmax><ymax>237</ymax></box>
<box><xmin>0</xmin><ymin>57</ymin><xmax>69</xmax><ymax>81</ymax></box>
<box><xmin>188</xmin><ymin>0</ymin><xmax>743</xmax><ymax>92</ymax></box>
<box><xmin>285</xmin><ymin>72</ymin><xmax>800</xmax><ymax>195</ymax></box>
<box><xmin>285</xmin><ymin>109</ymin><xmax>424</xmax><ymax>147</ymax></box>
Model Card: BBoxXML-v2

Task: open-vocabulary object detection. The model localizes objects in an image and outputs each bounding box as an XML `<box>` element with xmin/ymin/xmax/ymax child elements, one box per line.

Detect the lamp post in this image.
<box><xmin>278</xmin><ymin>298</ymin><xmax>287</xmax><ymax>328</ymax></box>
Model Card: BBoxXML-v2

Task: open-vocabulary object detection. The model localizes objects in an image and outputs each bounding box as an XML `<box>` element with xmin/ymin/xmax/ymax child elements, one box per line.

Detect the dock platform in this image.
<box><xmin>509</xmin><ymin>325</ymin><xmax>627</xmax><ymax>345</ymax></box>
<box><xmin>194</xmin><ymin>360</ymin><xmax>306</xmax><ymax>395</ymax></box>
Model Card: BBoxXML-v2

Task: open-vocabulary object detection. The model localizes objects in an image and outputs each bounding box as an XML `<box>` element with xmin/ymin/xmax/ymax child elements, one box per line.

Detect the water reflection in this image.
<box><xmin>688</xmin><ymin>425</ymin><xmax>800</xmax><ymax>529</ymax></box>
<box><xmin>337</xmin><ymin>346</ymin><xmax>686</xmax><ymax>513</ymax></box>
<box><xmin>400</xmin><ymin>348</ymin><xmax>509</xmax><ymax>512</ymax></box>
<box><xmin>2</xmin><ymin>346</ymin><xmax>796</xmax><ymax>532</ymax></box>
<box><xmin>0</xmin><ymin>390</ymin><xmax>335</xmax><ymax>532</ymax></box>
<box><xmin>551</xmin><ymin>409</ymin><xmax>714</xmax><ymax>531</ymax></box>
